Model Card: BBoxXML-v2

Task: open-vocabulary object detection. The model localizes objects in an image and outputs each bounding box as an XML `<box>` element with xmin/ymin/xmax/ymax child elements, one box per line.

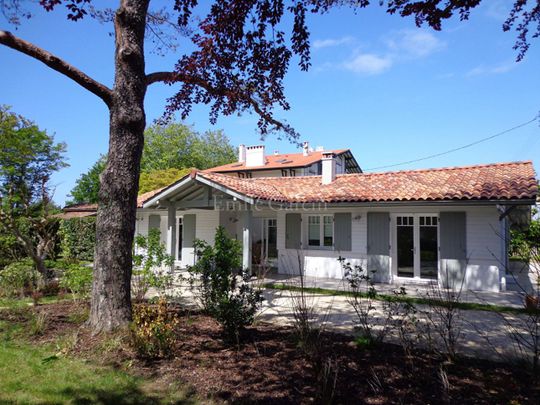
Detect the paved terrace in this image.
<box><xmin>156</xmin><ymin>271</ymin><xmax>534</xmax><ymax>363</ymax></box>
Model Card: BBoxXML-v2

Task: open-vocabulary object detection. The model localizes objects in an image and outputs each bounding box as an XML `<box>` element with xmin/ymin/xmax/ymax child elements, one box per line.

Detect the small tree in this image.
<box><xmin>189</xmin><ymin>226</ymin><xmax>262</xmax><ymax>342</ymax></box>
<box><xmin>0</xmin><ymin>106</ymin><xmax>68</xmax><ymax>281</ymax></box>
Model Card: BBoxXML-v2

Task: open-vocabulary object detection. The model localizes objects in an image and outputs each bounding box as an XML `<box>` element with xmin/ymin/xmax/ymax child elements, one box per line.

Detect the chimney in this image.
<box><xmin>302</xmin><ymin>141</ymin><xmax>310</xmax><ymax>156</ymax></box>
<box><xmin>245</xmin><ymin>145</ymin><xmax>265</xmax><ymax>167</ymax></box>
<box><xmin>274</xmin><ymin>150</ymin><xmax>279</xmax><ymax>155</ymax></box>
<box><xmin>238</xmin><ymin>144</ymin><xmax>246</xmax><ymax>163</ymax></box>
<box><xmin>321</xmin><ymin>152</ymin><xmax>336</xmax><ymax>185</ymax></box>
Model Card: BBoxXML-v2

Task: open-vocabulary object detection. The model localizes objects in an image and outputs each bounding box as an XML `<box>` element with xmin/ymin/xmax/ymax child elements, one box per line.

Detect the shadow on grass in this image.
<box><xmin>59</xmin><ymin>385</ymin><xmax>196</xmax><ymax>405</ymax></box>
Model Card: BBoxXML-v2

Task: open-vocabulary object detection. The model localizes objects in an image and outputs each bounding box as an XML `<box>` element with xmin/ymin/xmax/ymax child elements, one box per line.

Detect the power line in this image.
<box><xmin>364</xmin><ymin>114</ymin><xmax>539</xmax><ymax>172</ymax></box>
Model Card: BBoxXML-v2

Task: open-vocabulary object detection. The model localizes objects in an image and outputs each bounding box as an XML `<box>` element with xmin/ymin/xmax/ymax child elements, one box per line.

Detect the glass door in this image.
<box><xmin>419</xmin><ymin>216</ymin><xmax>438</xmax><ymax>279</ymax></box>
<box><xmin>397</xmin><ymin>216</ymin><xmax>414</xmax><ymax>277</ymax></box>
<box><xmin>395</xmin><ymin>215</ymin><xmax>438</xmax><ymax>280</ymax></box>
<box><xmin>262</xmin><ymin>218</ymin><xmax>278</xmax><ymax>262</ymax></box>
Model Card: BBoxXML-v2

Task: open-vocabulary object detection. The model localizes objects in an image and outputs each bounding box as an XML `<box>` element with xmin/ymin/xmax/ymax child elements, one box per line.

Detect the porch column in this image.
<box><xmin>242</xmin><ymin>204</ymin><xmax>252</xmax><ymax>271</ymax></box>
<box><xmin>166</xmin><ymin>203</ymin><xmax>177</xmax><ymax>261</ymax></box>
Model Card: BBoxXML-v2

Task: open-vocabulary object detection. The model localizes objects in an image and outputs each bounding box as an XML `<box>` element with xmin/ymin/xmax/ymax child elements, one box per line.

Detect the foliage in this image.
<box><xmin>141</xmin><ymin>124</ymin><xmax>236</xmax><ymax>173</ymax></box>
<box><xmin>67</xmin><ymin>154</ymin><xmax>106</xmax><ymax>204</ymax></box>
<box><xmin>132</xmin><ymin>228</ymin><xmax>174</xmax><ymax>301</ymax></box>
<box><xmin>339</xmin><ymin>257</ymin><xmax>392</xmax><ymax>345</ymax></box>
<box><xmin>0</xmin><ymin>229</ymin><xmax>24</xmax><ymax>269</ymax></box>
<box><xmin>189</xmin><ymin>226</ymin><xmax>262</xmax><ymax>341</ymax></box>
<box><xmin>59</xmin><ymin>263</ymin><xmax>93</xmax><ymax>299</ymax></box>
<box><xmin>69</xmin><ymin>124</ymin><xmax>236</xmax><ymax>199</ymax></box>
<box><xmin>131</xmin><ymin>298</ymin><xmax>179</xmax><ymax>359</ymax></box>
<box><xmin>0</xmin><ymin>106</ymin><xmax>68</xmax><ymax>279</ymax></box>
<box><xmin>510</xmin><ymin>208</ymin><xmax>540</xmax><ymax>262</ymax></box>
<box><xmin>139</xmin><ymin>167</ymin><xmax>191</xmax><ymax>194</ymax></box>
<box><xmin>0</xmin><ymin>259</ymin><xmax>42</xmax><ymax>297</ymax></box>
<box><xmin>58</xmin><ymin>217</ymin><xmax>96</xmax><ymax>262</ymax></box>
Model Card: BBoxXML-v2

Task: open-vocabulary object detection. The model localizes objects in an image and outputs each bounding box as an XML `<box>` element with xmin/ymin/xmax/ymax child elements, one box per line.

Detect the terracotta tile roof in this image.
<box><xmin>205</xmin><ymin>149</ymin><xmax>349</xmax><ymax>172</ymax></box>
<box><xmin>61</xmin><ymin>188</ymin><xmax>167</xmax><ymax>217</ymax></box>
<box><xmin>198</xmin><ymin>161</ymin><xmax>537</xmax><ymax>203</ymax></box>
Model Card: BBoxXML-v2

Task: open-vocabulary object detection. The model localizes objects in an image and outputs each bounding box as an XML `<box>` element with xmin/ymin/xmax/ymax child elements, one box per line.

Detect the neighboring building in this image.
<box><xmin>206</xmin><ymin>142</ymin><xmax>361</xmax><ymax>178</ymax></box>
<box><xmin>136</xmin><ymin>144</ymin><xmax>537</xmax><ymax>293</ymax></box>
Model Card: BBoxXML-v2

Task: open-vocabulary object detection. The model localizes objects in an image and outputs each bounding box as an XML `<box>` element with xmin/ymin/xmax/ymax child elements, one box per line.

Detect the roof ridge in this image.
<box><xmin>347</xmin><ymin>160</ymin><xmax>534</xmax><ymax>177</ymax></box>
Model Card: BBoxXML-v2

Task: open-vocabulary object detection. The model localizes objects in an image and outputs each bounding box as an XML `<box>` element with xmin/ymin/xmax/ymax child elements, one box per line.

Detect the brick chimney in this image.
<box><xmin>321</xmin><ymin>152</ymin><xmax>336</xmax><ymax>184</ymax></box>
<box><xmin>245</xmin><ymin>145</ymin><xmax>265</xmax><ymax>167</ymax></box>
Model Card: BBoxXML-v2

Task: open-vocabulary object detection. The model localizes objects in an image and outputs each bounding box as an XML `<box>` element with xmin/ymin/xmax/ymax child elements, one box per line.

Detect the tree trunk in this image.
<box><xmin>89</xmin><ymin>0</ymin><xmax>149</xmax><ymax>333</ymax></box>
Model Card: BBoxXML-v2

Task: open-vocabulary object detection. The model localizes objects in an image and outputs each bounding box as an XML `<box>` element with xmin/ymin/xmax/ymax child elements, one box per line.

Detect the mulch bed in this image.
<box><xmin>2</xmin><ymin>301</ymin><xmax>538</xmax><ymax>404</ymax></box>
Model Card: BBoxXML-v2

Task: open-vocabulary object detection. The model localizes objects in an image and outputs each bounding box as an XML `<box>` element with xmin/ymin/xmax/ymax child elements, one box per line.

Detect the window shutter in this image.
<box><xmin>148</xmin><ymin>214</ymin><xmax>161</xmax><ymax>232</ymax></box>
<box><xmin>439</xmin><ymin>212</ymin><xmax>467</xmax><ymax>288</ymax></box>
<box><xmin>285</xmin><ymin>213</ymin><xmax>302</xmax><ymax>249</ymax></box>
<box><xmin>182</xmin><ymin>214</ymin><xmax>196</xmax><ymax>248</ymax></box>
<box><xmin>334</xmin><ymin>213</ymin><xmax>352</xmax><ymax>251</ymax></box>
<box><xmin>367</xmin><ymin>212</ymin><xmax>389</xmax><ymax>255</ymax></box>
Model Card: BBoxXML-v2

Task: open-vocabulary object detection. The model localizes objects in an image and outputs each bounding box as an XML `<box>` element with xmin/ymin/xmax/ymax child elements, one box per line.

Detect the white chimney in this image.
<box><xmin>302</xmin><ymin>141</ymin><xmax>310</xmax><ymax>156</ymax></box>
<box><xmin>274</xmin><ymin>150</ymin><xmax>279</xmax><ymax>155</ymax></box>
<box><xmin>245</xmin><ymin>145</ymin><xmax>265</xmax><ymax>167</ymax></box>
<box><xmin>238</xmin><ymin>144</ymin><xmax>246</xmax><ymax>163</ymax></box>
<box><xmin>321</xmin><ymin>152</ymin><xmax>336</xmax><ymax>185</ymax></box>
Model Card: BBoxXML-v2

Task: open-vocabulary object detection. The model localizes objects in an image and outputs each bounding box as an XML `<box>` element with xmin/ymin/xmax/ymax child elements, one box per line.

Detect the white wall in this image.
<box><xmin>275</xmin><ymin>205</ymin><xmax>505</xmax><ymax>292</ymax></box>
<box><xmin>136</xmin><ymin>208</ymin><xmax>220</xmax><ymax>268</ymax></box>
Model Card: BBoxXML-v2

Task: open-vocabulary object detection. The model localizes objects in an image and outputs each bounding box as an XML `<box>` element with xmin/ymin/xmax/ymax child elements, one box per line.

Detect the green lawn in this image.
<box><xmin>0</xmin><ymin>307</ymin><xmax>197</xmax><ymax>404</ymax></box>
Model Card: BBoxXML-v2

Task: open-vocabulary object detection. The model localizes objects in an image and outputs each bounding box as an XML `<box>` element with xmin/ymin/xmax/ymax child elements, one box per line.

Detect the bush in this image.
<box><xmin>0</xmin><ymin>259</ymin><xmax>42</xmax><ymax>297</ymax></box>
<box><xmin>58</xmin><ymin>217</ymin><xmax>96</xmax><ymax>262</ymax></box>
<box><xmin>131</xmin><ymin>298</ymin><xmax>178</xmax><ymax>359</ymax></box>
<box><xmin>59</xmin><ymin>263</ymin><xmax>93</xmax><ymax>299</ymax></box>
<box><xmin>188</xmin><ymin>226</ymin><xmax>263</xmax><ymax>342</ymax></box>
<box><xmin>133</xmin><ymin>228</ymin><xmax>174</xmax><ymax>301</ymax></box>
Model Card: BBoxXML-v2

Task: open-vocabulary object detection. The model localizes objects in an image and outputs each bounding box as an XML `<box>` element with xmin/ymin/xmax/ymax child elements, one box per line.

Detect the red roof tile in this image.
<box><xmin>205</xmin><ymin>149</ymin><xmax>349</xmax><ymax>172</ymax></box>
<box><xmin>198</xmin><ymin>161</ymin><xmax>537</xmax><ymax>203</ymax></box>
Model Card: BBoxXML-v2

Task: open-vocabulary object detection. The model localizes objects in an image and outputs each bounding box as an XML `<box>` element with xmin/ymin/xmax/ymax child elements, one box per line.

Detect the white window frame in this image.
<box><xmin>391</xmin><ymin>213</ymin><xmax>440</xmax><ymax>281</ymax></box>
<box><xmin>175</xmin><ymin>216</ymin><xmax>183</xmax><ymax>262</ymax></box>
<box><xmin>306</xmin><ymin>214</ymin><xmax>334</xmax><ymax>249</ymax></box>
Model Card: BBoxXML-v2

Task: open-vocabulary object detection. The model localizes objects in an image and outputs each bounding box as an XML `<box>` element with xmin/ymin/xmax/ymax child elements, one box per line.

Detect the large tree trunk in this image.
<box><xmin>89</xmin><ymin>0</ymin><xmax>149</xmax><ymax>333</ymax></box>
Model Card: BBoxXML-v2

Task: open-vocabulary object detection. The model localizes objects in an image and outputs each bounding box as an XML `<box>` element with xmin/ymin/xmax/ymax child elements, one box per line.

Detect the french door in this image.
<box><xmin>261</xmin><ymin>218</ymin><xmax>278</xmax><ymax>262</ymax></box>
<box><xmin>395</xmin><ymin>215</ymin><xmax>439</xmax><ymax>280</ymax></box>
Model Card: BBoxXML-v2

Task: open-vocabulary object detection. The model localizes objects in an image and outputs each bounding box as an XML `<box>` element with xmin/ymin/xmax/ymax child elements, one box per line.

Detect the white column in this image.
<box><xmin>167</xmin><ymin>203</ymin><xmax>177</xmax><ymax>261</ymax></box>
<box><xmin>242</xmin><ymin>204</ymin><xmax>252</xmax><ymax>271</ymax></box>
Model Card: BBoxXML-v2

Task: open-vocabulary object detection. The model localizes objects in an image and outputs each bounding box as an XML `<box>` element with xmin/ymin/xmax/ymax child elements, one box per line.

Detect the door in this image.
<box><xmin>395</xmin><ymin>215</ymin><xmax>439</xmax><ymax>280</ymax></box>
<box><xmin>262</xmin><ymin>218</ymin><xmax>277</xmax><ymax>264</ymax></box>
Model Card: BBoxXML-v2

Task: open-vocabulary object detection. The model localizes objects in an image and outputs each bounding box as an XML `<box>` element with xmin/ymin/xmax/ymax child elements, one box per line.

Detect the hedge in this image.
<box><xmin>59</xmin><ymin>217</ymin><xmax>96</xmax><ymax>262</ymax></box>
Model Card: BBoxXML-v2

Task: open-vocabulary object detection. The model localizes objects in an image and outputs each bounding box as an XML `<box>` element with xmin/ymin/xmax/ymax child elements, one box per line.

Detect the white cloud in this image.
<box><xmin>343</xmin><ymin>53</ymin><xmax>393</xmax><ymax>75</ymax></box>
<box><xmin>386</xmin><ymin>29</ymin><xmax>446</xmax><ymax>58</ymax></box>
<box><xmin>466</xmin><ymin>61</ymin><xmax>516</xmax><ymax>77</ymax></box>
<box><xmin>312</xmin><ymin>36</ymin><xmax>353</xmax><ymax>49</ymax></box>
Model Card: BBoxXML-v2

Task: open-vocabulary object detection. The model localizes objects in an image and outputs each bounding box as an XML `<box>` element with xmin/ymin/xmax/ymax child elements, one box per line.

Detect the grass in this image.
<box><xmin>263</xmin><ymin>283</ymin><xmax>532</xmax><ymax>315</ymax></box>
<box><xmin>0</xmin><ymin>305</ymin><xmax>198</xmax><ymax>404</ymax></box>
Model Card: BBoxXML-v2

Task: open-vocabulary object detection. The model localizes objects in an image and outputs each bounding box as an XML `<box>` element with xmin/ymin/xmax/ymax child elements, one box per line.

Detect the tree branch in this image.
<box><xmin>146</xmin><ymin>71</ymin><xmax>293</xmax><ymax>134</ymax></box>
<box><xmin>0</xmin><ymin>30</ymin><xmax>113</xmax><ymax>106</ymax></box>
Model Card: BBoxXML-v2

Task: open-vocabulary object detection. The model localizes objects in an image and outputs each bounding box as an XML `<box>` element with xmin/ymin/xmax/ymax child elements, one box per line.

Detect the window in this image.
<box><xmin>308</xmin><ymin>216</ymin><xmax>320</xmax><ymax>246</ymax></box>
<box><xmin>308</xmin><ymin>215</ymin><xmax>333</xmax><ymax>248</ymax></box>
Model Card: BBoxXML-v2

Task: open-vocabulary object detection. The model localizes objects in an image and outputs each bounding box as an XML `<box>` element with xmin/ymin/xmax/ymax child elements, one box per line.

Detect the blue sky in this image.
<box><xmin>1</xmin><ymin>1</ymin><xmax>539</xmax><ymax>206</ymax></box>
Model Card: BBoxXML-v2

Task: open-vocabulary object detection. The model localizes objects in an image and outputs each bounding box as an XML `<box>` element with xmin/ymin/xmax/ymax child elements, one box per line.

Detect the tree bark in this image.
<box><xmin>88</xmin><ymin>0</ymin><xmax>150</xmax><ymax>332</ymax></box>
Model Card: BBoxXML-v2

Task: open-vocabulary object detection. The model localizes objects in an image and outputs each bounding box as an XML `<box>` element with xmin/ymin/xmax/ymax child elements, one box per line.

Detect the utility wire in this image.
<box><xmin>364</xmin><ymin>114</ymin><xmax>539</xmax><ymax>172</ymax></box>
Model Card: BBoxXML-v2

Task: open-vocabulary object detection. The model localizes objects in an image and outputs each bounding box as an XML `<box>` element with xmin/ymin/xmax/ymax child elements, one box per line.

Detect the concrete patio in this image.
<box><xmin>156</xmin><ymin>270</ymin><xmax>536</xmax><ymax>363</ymax></box>
<box><xmin>258</xmin><ymin>272</ymin><xmax>526</xmax><ymax>309</ymax></box>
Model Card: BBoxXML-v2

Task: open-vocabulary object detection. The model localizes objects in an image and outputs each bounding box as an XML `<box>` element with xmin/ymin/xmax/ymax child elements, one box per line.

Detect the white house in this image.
<box><xmin>134</xmin><ymin>145</ymin><xmax>537</xmax><ymax>293</ymax></box>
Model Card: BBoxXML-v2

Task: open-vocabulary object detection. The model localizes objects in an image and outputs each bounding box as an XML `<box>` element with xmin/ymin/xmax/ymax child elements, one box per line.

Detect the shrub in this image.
<box><xmin>58</xmin><ymin>217</ymin><xmax>96</xmax><ymax>262</ymax></box>
<box><xmin>131</xmin><ymin>298</ymin><xmax>178</xmax><ymax>359</ymax></box>
<box><xmin>339</xmin><ymin>257</ymin><xmax>392</xmax><ymax>345</ymax></box>
<box><xmin>132</xmin><ymin>228</ymin><xmax>174</xmax><ymax>301</ymax></box>
<box><xmin>59</xmin><ymin>263</ymin><xmax>93</xmax><ymax>299</ymax></box>
<box><xmin>188</xmin><ymin>226</ymin><xmax>263</xmax><ymax>342</ymax></box>
<box><xmin>0</xmin><ymin>259</ymin><xmax>42</xmax><ymax>297</ymax></box>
